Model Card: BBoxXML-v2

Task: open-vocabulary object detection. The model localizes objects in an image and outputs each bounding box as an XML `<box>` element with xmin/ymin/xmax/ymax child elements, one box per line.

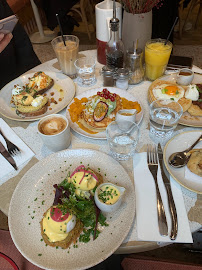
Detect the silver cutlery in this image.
<box><xmin>0</xmin><ymin>141</ymin><xmax>18</xmax><ymax>170</ymax></box>
<box><xmin>168</xmin><ymin>134</ymin><xmax>202</xmax><ymax>168</ymax></box>
<box><xmin>0</xmin><ymin>129</ymin><xmax>21</xmax><ymax>156</ymax></box>
<box><xmin>147</xmin><ymin>144</ymin><xmax>168</xmax><ymax>236</ymax></box>
<box><xmin>158</xmin><ymin>143</ymin><xmax>178</xmax><ymax>240</ymax></box>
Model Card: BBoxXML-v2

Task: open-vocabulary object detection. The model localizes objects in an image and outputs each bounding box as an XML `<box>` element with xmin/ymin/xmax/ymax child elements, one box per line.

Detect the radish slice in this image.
<box><xmin>79</xmin><ymin>171</ymin><xmax>85</xmax><ymax>184</ymax></box>
<box><xmin>79</xmin><ymin>169</ymin><xmax>98</xmax><ymax>182</ymax></box>
<box><xmin>70</xmin><ymin>166</ymin><xmax>98</xmax><ymax>185</ymax></box>
<box><xmin>50</xmin><ymin>207</ymin><xmax>69</xmax><ymax>222</ymax></box>
<box><xmin>70</xmin><ymin>165</ymin><xmax>85</xmax><ymax>178</ymax></box>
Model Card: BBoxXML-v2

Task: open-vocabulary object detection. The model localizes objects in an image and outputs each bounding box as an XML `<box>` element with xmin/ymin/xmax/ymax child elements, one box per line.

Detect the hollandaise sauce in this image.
<box><xmin>42</xmin><ymin>207</ymin><xmax>76</xmax><ymax>242</ymax></box>
<box><xmin>98</xmin><ymin>185</ymin><xmax>120</xmax><ymax>205</ymax></box>
<box><xmin>70</xmin><ymin>170</ymin><xmax>97</xmax><ymax>191</ymax></box>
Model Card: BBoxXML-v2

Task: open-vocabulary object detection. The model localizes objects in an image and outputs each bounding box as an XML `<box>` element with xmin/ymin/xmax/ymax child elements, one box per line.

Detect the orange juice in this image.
<box><xmin>145</xmin><ymin>39</ymin><xmax>172</xmax><ymax>81</ymax></box>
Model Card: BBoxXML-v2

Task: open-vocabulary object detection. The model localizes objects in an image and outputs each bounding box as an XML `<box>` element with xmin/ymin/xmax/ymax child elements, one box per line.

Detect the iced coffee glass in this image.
<box><xmin>51</xmin><ymin>35</ymin><xmax>79</xmax><ymax>79</ymax></box>
<box><xmin>145</xmin><ymin>39</ymin><xmax>172</xmax><ymax>81</ymax></box>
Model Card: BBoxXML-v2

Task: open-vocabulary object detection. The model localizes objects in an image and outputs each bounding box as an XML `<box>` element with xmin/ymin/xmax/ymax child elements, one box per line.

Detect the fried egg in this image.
<box><xmin>153</xmin><ymin>84</ymin><xmax>184</xmax><ymax>102</ymax></box>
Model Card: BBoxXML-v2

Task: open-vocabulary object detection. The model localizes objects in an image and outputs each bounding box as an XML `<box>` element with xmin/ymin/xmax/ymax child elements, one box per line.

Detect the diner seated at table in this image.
<box><xmin>37</xmin><ymin>0</ymin><xmax>80</xmax><ymax>34</ymax></box>
<box><xmin>0</xmin><ymin>0</ymin><xmax>40</xmax><ymax>90</ymax></box>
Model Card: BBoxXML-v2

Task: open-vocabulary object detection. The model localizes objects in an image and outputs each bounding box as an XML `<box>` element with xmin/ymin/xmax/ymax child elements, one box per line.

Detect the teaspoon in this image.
<box><xmin>168</xmin><ymin>134</ymin><xmax>202</xmax><ymax>168</ymax></box>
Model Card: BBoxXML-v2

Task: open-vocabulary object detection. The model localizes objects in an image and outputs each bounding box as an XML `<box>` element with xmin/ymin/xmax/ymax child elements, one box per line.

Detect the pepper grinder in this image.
<box><xmin>125</xmin><ymin>41</ymin><xmax>144</xmax><ymax>85</ymax></box>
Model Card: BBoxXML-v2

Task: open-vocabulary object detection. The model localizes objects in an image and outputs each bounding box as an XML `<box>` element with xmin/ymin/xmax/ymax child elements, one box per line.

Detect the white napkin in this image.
<box><xmin>0</xmin><ymin>118</ymin><xmax>35</xmax><ymax>184</ymax></box>
<box><xmin>133</xmin><ymin>152</ymin><xmax>193</xmax><ymax>243</ymax></box>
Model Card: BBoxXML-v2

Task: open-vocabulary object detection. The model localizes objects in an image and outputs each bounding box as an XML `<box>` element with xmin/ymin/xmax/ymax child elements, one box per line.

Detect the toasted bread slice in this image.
<box><xmin>27</xmin><ymin>72</ymin><xmax>54</xmax><ymax>96</ymax></box>
<box><xmin>16</xmin><ymin>96</ymin><xmax>48</xmax><ymax>117</ymax></box>
<box><xmin>40</xmin><ymin>214</ymin><xmax>83</xmax><ymax>249</ymax></box>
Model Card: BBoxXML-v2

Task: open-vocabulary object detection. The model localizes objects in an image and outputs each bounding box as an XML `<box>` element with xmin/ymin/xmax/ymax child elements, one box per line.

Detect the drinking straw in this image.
<box><xmin>165</xmin><ymin>17</ymin><xmax>178</xmax><ymax>45</ymax></box>
<box><xmin>56</xmin><ymin>13</ymin><xmax>66</xmax><ymax>46</ymax></box>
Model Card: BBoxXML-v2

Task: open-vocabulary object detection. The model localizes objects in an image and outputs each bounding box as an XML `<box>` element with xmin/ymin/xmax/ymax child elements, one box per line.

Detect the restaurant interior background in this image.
<box><xmin>1</xmin><ymin>0</ymin><xmax>202</xmax><ymax>266</ymax></box>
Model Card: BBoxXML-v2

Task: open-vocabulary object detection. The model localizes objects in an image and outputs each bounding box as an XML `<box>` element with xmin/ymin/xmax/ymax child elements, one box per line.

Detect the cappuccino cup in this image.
<box><xmin>38</xmin><ymin>114</ymin><xmax>71</xmax><ymax>152</ymax></box>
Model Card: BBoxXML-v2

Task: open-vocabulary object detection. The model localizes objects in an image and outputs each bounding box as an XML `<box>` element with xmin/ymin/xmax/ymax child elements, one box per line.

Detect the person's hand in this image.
<box><xmin>0</xmin><ymin>32</ymin><xmax>13</xmax><ymax>53</ymax></box>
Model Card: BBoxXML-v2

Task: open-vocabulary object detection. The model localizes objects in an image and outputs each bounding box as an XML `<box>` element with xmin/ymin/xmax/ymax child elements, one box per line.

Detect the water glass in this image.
<box><xmin>106</xmin><ymin>120</ymin><xmax>139</xmax><ymax>161</ymax></box>
<box><xmin>149</xmin><ymin>100</ymin><xmax>183</xmax><ymax>142</ymax></box>
<box><xmin>74</xmin><ymin>56</ymin><xmax>96</xmax><ymax>86</ymax></box>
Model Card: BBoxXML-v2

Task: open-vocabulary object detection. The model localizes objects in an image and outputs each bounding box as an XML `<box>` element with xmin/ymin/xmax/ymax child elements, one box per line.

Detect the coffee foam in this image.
<box><xmin>39</xmin><ymin>117</ymin><xmax>67</xmax><ymax>135</ymax></box>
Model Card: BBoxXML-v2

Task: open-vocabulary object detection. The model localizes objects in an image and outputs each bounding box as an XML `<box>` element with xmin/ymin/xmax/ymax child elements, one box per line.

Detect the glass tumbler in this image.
<box><xmin>106</xmin><ymin>120</ymin><xmax>139</xmax><ymax>161</ymax></box>
<box><xmin>74</xmin><ymin>56</ymin><xmax>96</xmax><ymax>86</ymax></box>
<box><xmin>145</xmin><ymin>38</ymin><xmax>172</xmax><ymax>81</ymax></box>
<box><xmin>149</xmin><ymin>100</ymin><xmax>183</xmax><ymax>143</ymax></box>
<box><xmin>51</xmin><ymin>35</ymin><xmax>79</xmax><ymax>78</ymax></box>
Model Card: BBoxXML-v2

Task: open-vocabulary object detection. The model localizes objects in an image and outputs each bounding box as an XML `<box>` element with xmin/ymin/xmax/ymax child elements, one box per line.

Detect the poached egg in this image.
<box><xmin>42</xmin><ymin>207</ymin><xmax>76</xmax><ymax>242</ymax></box>
<box><xmin>68</xmin><ymin>167</ymin><xmax>98</xmax><ymax>199</ymax></box>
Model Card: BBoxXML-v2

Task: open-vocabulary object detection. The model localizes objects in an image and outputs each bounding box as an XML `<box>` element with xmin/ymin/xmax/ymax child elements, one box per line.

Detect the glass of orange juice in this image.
<box><xmin>145</xmin><ymin>39</ymin><xmax>172</xmax><ymax>81</ymax></box>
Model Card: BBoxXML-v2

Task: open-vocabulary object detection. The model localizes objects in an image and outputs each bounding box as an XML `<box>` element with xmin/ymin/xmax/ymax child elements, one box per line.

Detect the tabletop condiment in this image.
<box><xmin>106</xmin><ymin>0</ymin><xmax>124</xmax><ymax>70</ymax></box>
<box><xmin>115</xmin><ymin>68</ymin><xmax>129</xmax><ymax>90</ymax></box>
<box><xmin>125</xmin><ymin>47</ymin><xmax>144</xmax><ymax>85</ymax></box>
<box><xmin>102</xmin><ymin>66</ymin><xmax>115</xmax><ymax>87</ymax></box>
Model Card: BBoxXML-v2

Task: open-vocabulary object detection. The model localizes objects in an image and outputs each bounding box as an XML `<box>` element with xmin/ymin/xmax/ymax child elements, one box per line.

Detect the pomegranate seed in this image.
<box><xmin>110</xmin><ymin>96</ymin><xmax>115</xmax><ymax>102</ymax></box>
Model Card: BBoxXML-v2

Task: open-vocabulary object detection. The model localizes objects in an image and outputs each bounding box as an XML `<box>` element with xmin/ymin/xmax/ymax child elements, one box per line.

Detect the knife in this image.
<box><xmin>158</xmin><ymin>143</ymin><xmax>178</xmax><ymax>240</ymax></box>
<box><xmin>0</xmin><ymin>141</ymin><xmax>18</xmax><ymax>170</ymax></box>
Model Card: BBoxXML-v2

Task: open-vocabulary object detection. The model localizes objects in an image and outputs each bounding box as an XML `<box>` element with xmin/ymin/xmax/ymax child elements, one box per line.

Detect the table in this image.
<box><xmin>0</xmin><ymin>50</ymin><xmax>202</xmax><ymax>254</ymax></box>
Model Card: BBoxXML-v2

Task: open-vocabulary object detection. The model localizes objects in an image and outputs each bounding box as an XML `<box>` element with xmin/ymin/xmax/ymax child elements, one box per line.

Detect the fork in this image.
<box><xmin>147</xmin><ymin>144</ymin><xmax>168</xmax><ymax>236</ymax></box>
<box><xmin>0</xmin><ymin>129</ymin><xmax>20</xmax><ymax>156</ymax></box>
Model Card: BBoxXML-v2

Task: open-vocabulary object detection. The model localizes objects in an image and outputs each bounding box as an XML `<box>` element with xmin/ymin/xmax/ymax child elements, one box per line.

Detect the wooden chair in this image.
<box><xmin>69</xmin><ymin>0</ymin><xmax>95</xmax><ymax>41</ymax></box>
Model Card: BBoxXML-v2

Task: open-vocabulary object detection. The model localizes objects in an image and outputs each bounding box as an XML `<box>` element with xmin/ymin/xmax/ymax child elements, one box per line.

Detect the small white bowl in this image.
<box><xmin>176</xmin><ymin>68</ymin><xmax>194</xmax><ymax>86</ymax></box>
<box><xmin>94</xmin><ymin>183</ymin><xmax>125</xmax><ymax>213</ymax></box>
<box><xmin>115</xmin><ymin>109</ymin><xmax>137</xmax><ymax>123</ymax></box>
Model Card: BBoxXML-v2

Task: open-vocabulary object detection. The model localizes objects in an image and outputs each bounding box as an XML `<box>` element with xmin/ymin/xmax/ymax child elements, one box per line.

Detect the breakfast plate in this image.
<box><xmin>8</xmin><ymin>149</ymin><xmax>135</xmax><ymax>270</ymax></box>
<box><xmin>66</xmin><ymin>87</ymin><xmax>144</xmax><ymax>139</ymax></box>
<box><xmin>148</xmin><ymin>73</ymin><xmax>202</xmax><ymax>127</ymax></box>
<box><xmin>164</xmin><ymin>130</ymin><xmax>202</xmax><ymax>194</ymax></box>
<box><xmin>0</xmin><ymin>71</ymin><xmax>76</xmax><ymax>121</ymax></box>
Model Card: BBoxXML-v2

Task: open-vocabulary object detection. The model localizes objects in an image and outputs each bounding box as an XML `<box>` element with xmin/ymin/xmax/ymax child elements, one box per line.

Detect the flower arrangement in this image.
<box><xmin>120</xmin><ymin>0</ymin><xmax>164</xmax><ymax>14</ymax></box>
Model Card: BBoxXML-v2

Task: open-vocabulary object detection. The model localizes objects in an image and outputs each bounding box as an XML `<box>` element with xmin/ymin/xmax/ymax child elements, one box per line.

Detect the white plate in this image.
<box><xmin>164</xmin><ymin>130</ymin><xmax>202</xmax><ymax>194</ymax></box>
<box><xmin>66</xmin><ymin>87</ymin><xmax>144</xmax><ymax>139</ymax></box>
<box><xmin>8</xmin><ymin>149</ymin><xmax>135</xmax><ymax>270</ymax></box>
<box><xmin>159</xmin><ymin>73</ymin><xmax>202</xmax><ymax>127</ymax></box>
<box><xmin>0</xmin><ymin>71</ymin><xmax>75</xmax><ymax>121</ymax></box>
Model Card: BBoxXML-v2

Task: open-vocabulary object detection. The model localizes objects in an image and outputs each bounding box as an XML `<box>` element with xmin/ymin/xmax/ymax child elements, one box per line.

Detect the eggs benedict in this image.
<box><xmin>67</xmin><ymin>165</ymin><xmax>103</xmax><ymax>199</ymax></box>
<box><xmin>41</xmin><ymin>206</ymin><xmax>83</xmax><ymax>249</ymax></box>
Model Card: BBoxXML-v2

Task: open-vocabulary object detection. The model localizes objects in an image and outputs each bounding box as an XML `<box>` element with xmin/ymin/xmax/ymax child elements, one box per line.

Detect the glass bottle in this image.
<box><xmin>105</xmin><ymin>2</ymin><xmax>124</xmax><ymax>70</ymax></box>
<box><xmin>115</xmin><ymin>68</ymin><xmax>129</xmax><ymax>90</ymax></box>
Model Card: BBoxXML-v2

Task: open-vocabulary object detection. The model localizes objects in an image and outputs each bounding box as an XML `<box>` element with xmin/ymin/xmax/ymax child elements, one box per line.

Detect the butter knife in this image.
<box><xmin>0</xmin><ymin>141</ymin><xmax>18</xmax><ymax>170</ymax></box>
<box><xmin>158</xmin><ymin>143</ymin><xmax>178</xmax><ymax>240</ymax></box>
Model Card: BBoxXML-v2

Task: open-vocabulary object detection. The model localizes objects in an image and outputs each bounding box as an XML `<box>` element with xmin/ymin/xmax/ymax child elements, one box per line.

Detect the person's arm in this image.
<box><xmin>0</xmin><ymin>32</ymin><xmax>13</xmax><ymax>53</ymax></box>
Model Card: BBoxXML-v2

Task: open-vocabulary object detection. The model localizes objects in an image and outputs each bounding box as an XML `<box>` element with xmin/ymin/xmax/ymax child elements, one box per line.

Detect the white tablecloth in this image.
<box><xmin>0</xmin><ymin>50</ymin><xmax>201</xmax><ymax>247</ymax></box>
